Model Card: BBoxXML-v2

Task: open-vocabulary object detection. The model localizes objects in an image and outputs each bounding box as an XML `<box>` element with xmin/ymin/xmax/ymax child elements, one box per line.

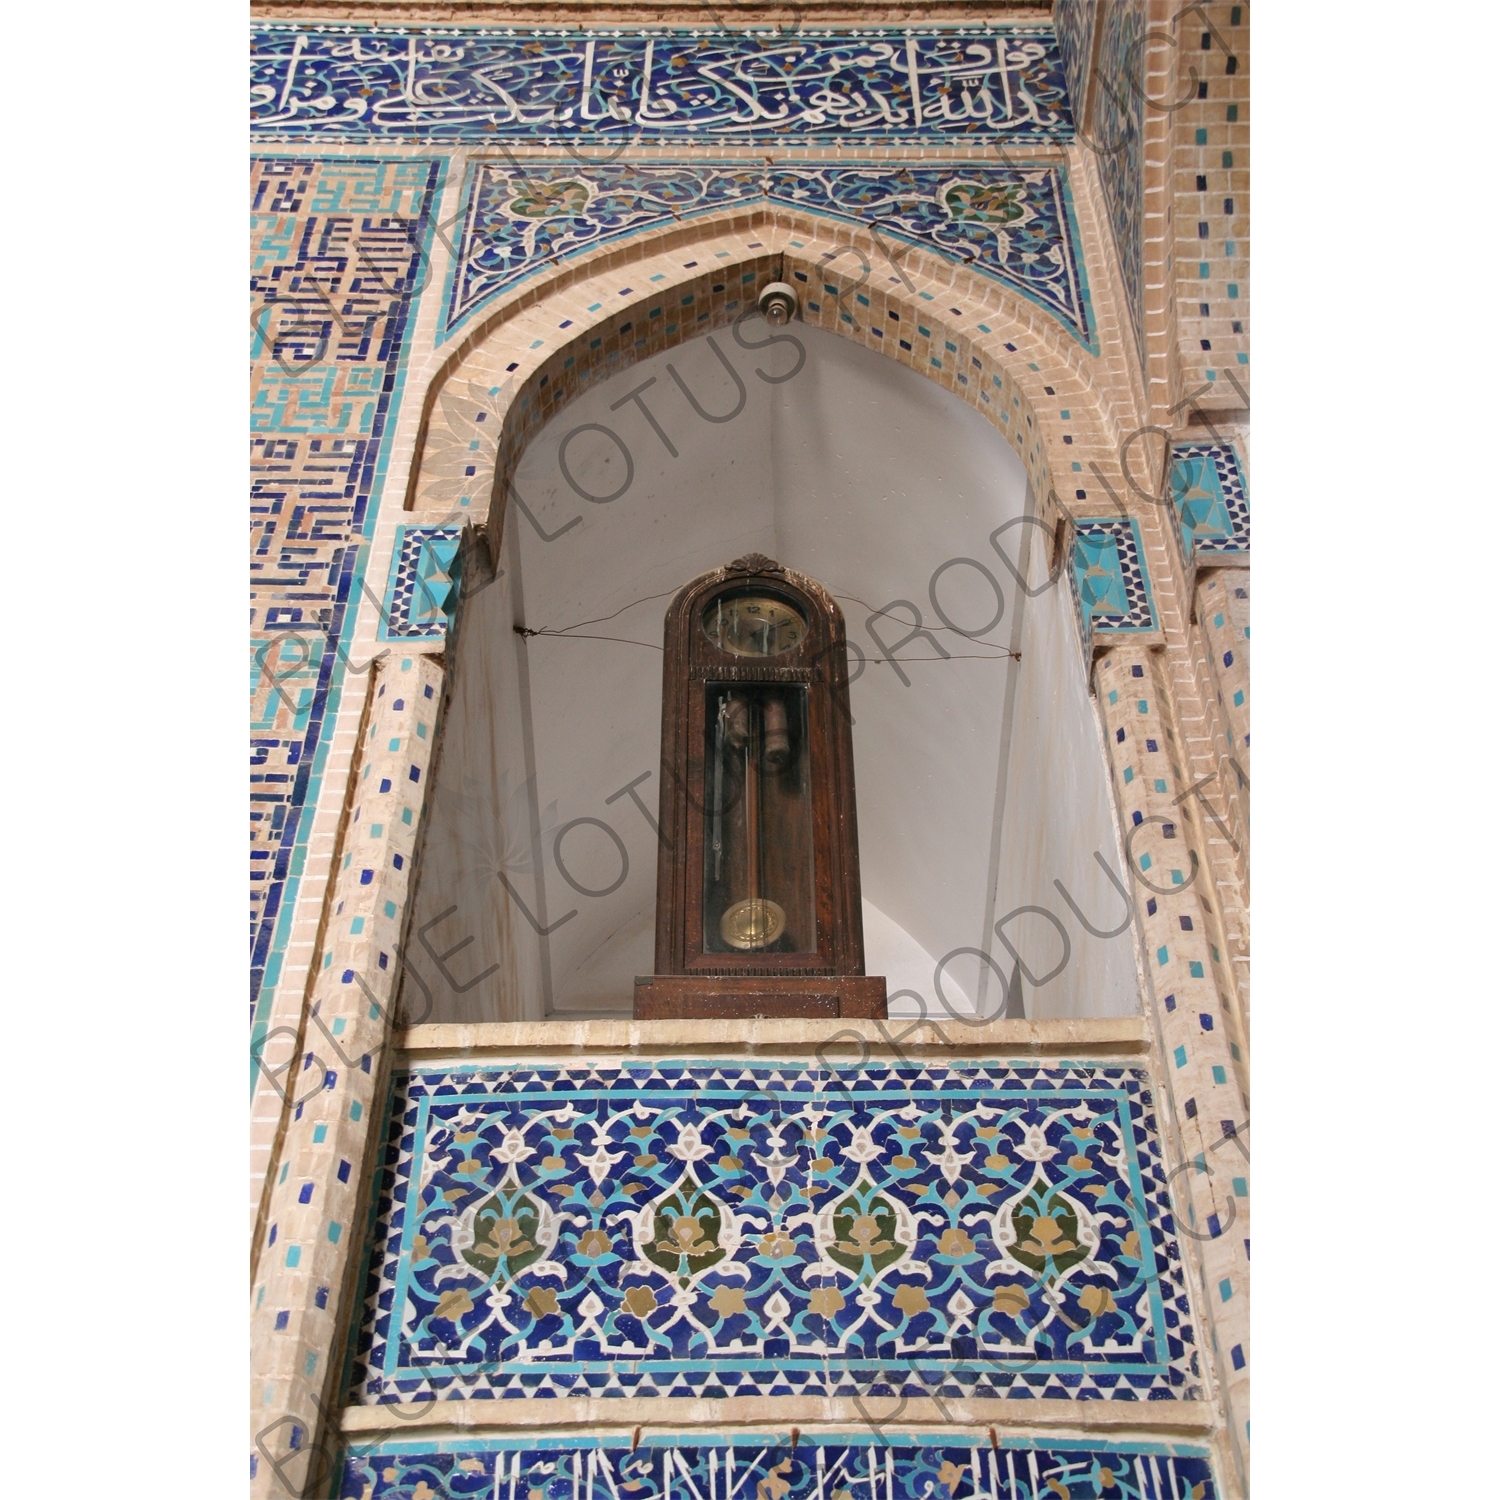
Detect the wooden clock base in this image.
<box><xmin>632</xmin><ymin>974</ymin><xmax>887</xmax><ymax>1020</ymax></box>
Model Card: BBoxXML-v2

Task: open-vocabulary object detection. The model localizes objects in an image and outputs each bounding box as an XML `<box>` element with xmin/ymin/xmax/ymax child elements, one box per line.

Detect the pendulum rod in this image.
<box><xmin>713</xmin><ymin>696</ymin><xmax>726</xmax><ymax>881</ymax></box>
<box><xmin>744</xmin><ymin>702</ymin><xmax>760</xmax><ymax>919</ymax></box>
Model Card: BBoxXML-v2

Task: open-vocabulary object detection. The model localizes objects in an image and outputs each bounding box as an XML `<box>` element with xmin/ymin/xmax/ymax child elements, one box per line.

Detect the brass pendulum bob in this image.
<box><xmin>720</xmin><ymin>700</ymin><xmax>786</xmax><ymax>950</ymax></box>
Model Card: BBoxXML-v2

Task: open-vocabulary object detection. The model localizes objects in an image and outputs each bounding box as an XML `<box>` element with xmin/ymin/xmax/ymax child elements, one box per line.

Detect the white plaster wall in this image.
<box><xmin>992</xmin><ymin>551</ymin><xmax>1142</xmax><ymax>1019</ymax></box>
<box><xmin>406</xmin><ymin>322</ymin><xmax>1138</xmax><ymax>1022</ymax></box>
<box><xmin>403</xmin><ymin>554</ymin><xmax>546</xmax><ymax>1023</ymax></box>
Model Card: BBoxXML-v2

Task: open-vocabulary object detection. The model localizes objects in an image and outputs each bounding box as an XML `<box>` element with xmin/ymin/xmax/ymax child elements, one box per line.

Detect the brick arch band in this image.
<box><xmin>399</xmin><ymin>207</ymin><xmax>1136</xmax><ymax>563</ymax></box>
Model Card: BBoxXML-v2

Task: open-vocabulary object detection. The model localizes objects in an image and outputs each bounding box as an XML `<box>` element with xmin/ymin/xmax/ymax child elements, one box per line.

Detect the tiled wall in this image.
<box><xmin>247</xmin><ymin>14</ymin><xmax>1251</xmax><ymax>1497</ymax></box>
<box><xmin>1089</xmin><ymin>0</ymin><xmax>1147</xmax><ymax>364</ymax></box>
<box><xmin>251</xmin><ymin>655</ymin><xmax>446</xmax><ymax>1498</ymax></box>
<box><xmin>348</xmin><ymin>1058</ymin><xmax>1201</xmax><ymax>1408</ymax></box>
<box><xmin>251</xmin><ymin>25</ymin><xmax>1074</xmax><ymax>146</ymax></box>
<box><xmin>337</xmin><ymin>1433</ymin><xmax>1221</xmax><ymax>1500</ymax></box>
<box><xmin>444</xmin><ymin>161</ymin><xmax>1099</xmax><ymax>351</ymax></box>
<box><xmin>250</xmin><ymin>156</ymin><xmax>445</xmax><ymax>1032</ymax></box>
<box><xmin>1053</xmin><ymin>0</ymin><xmax>1100</xmax><ymax>118</ymax></box>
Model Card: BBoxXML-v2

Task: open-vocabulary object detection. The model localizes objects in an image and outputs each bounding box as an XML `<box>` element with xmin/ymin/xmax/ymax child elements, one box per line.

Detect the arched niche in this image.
<box><xmin>402</xmin><ymin>317</ymin><xmax>1139</xmax><ymax>1026</ymax></box>
<box><xmin>399</xmin><ymin>208</ymin><xmax>1142</xmax><ymax>562</ymax></box>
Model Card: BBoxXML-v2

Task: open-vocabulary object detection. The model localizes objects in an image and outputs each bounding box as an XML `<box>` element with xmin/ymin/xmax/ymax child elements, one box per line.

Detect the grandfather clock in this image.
<box><xmin>633</xmin><ymin>554</ymin><xmax>887</xmax><ymax>1019</ymax></box>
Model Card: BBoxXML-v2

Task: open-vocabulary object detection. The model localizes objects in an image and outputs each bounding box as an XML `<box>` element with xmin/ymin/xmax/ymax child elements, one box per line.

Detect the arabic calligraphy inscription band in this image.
<box><xmin>339</xmin><ymin>1435</ymin><xmax>1219</xmax><ymax>1500</ymax></box>
<box><xmin>251</xmin><ymin>25</ymin><xmax>1074</xmax><ymax>145</ymax></box>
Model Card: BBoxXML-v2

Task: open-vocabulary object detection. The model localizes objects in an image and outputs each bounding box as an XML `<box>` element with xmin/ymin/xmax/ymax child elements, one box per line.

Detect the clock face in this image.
<box><xmin>703</xmin><ymin>594</ymin><xmax>807</xmax><ymax>658</ymax></box>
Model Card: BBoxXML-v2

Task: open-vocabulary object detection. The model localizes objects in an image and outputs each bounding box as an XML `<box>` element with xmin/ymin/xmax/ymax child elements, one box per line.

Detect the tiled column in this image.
<box><xmin>250</xmin><ymin>653</ymin><xmax>445</xmax><ymax>1500</ymax></box>
<box><xmin>1161</xmin><ymin>441</ymin><xmax>1251</xmax><ymax>1040</ymax></box>
<box><xmin>1196</xmin><ymin>570</ymin><xmax>1251</xmax><ymax>787</ymax></box>
<box><xmin>1170</xmin><ymin>0</ymin><xmax>1251</xmax><ymax>406</ymax></box>
<box><xmin>1192</xmin><ymin>569</ymin><xmax>1251</xmax><ymax>1041</ymax></box>
<box><xmin>1094</xmin><ymin>643</ymin><xmax>1250</xmax><ymax>1490</ymax></box>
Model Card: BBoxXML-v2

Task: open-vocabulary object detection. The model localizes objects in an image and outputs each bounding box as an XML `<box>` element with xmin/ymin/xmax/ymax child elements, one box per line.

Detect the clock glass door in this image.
<box><xmin>701</xmin><ymin>682</ymin><xmax>816</xmax><ymax>954</ymax></box>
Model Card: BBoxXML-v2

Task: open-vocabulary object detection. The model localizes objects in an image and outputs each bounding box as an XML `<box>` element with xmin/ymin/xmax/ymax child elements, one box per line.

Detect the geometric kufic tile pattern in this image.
<box><xmin>1071</xmin><ymin>518</ymin><xmax>1158</xmax><ymax>646</ymax></box>
<box><xmin>1170</xmin><ymin>444</ymin><xmax>1249</xmax><ymax>562</ymax></box>
<box><xmin>252</xmin><ymin>25</ymin><xmax>1074</xmax><ymax>146</ymax></box>
<box><xmin>379</xmin><ymin>526</ymin><xmax>462</xmax><ymax>642</ymax></box>
<box><xmin>337</xmin><ymin>1434</ymin><xmax>1220</xmax><ymax>1500</ymax></box>
<box><xmin>445</xmin><ymin>162</ymin><xmax>1097</xmax><ymax>350</ymax></box>
<box><xmin>251</xmin><ymin>656</ymin><xmax>447</xmax><ymax>1500</ymax></box>
<box><xmin>349</xmin><ymin>1061</ymin><xmax>1201</xmax><ymax>1406</ymax></box>
<box><xmin>249</xmin><ymin>156</ymin><xmax>443</xmax><ymax>1027</ymax></box>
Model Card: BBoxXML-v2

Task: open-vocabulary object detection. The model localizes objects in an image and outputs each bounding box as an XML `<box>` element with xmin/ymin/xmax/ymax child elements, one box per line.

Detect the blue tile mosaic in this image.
<box><xmin>252</xmin><ymin>25</ymin><xmax>1073</xmax><ymax>145</ymax></box>
<box><xmin>349</xmin><ymin>1061</ymin><xmax>1200</xmax><ymax>1405</ymax></box>
<box><xmin>1089</xmin><ymin>1</ymin><xmax>1146</xmax><ymax>363</ymax></box>
<box><xmin>1071</xmin><ymin>518</ymin><xmax>1158</xmax><ymax>644</ymax></box>
<box><xmin>445</xmin><ymin>161</ymin><xmax>1096</xmax><ymax>349</ymax></box>
<box><xmin>339</xmin><ymin>1435</ymin><xmax>1218</xmax><ymax>1499</ymax></box>
<box><xmin>1052</xmin><ymin>0</ymin><xmax>1098</xmax><ymax>118</ymax></box>
<box><xmin>380</xmin><ymin>527</ymin><xmax>462</xmax><ymax>642</ymax></box>
<box><xmin>250</xmin><ymin>157</ymin><xmax>444</xmax><ymax>1031</ymax></box>
<box><xmin>1169</xmin><ymin>444</ymin><xmax>1249</xmax><ymax>563</ymax></box>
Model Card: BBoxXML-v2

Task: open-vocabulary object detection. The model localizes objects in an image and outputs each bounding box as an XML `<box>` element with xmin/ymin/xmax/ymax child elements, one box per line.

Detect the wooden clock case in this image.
<box><xmin>633</xmin><ymin>554</ymin><xmax>887</xmax><ymax>1020</ymax></box>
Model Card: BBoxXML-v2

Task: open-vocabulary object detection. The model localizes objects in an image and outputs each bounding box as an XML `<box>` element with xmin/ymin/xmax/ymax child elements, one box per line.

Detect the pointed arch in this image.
<box><xmin>397</xmin><ymin>205</ymin><xmax>1142</xmax><ymax>568</ymax></box>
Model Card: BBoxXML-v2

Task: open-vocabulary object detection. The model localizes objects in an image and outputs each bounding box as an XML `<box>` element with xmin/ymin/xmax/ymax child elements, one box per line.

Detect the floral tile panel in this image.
<box><xmin>350</xmin><ymin>1061</ymin><xmax>1201</xmax><ymax>1404</ymax></box>
<box><xmin>443</xmin><ymin>162</ymin><xmax>1096</xmax><ymax>350</ymax></box>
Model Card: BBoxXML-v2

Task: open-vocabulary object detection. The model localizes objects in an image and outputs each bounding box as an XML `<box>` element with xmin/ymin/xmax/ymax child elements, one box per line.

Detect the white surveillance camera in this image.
<box><xmin>757</xmin><ymin>281</ymin><xmax>799</xmax><ymax>325</ymax></box>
